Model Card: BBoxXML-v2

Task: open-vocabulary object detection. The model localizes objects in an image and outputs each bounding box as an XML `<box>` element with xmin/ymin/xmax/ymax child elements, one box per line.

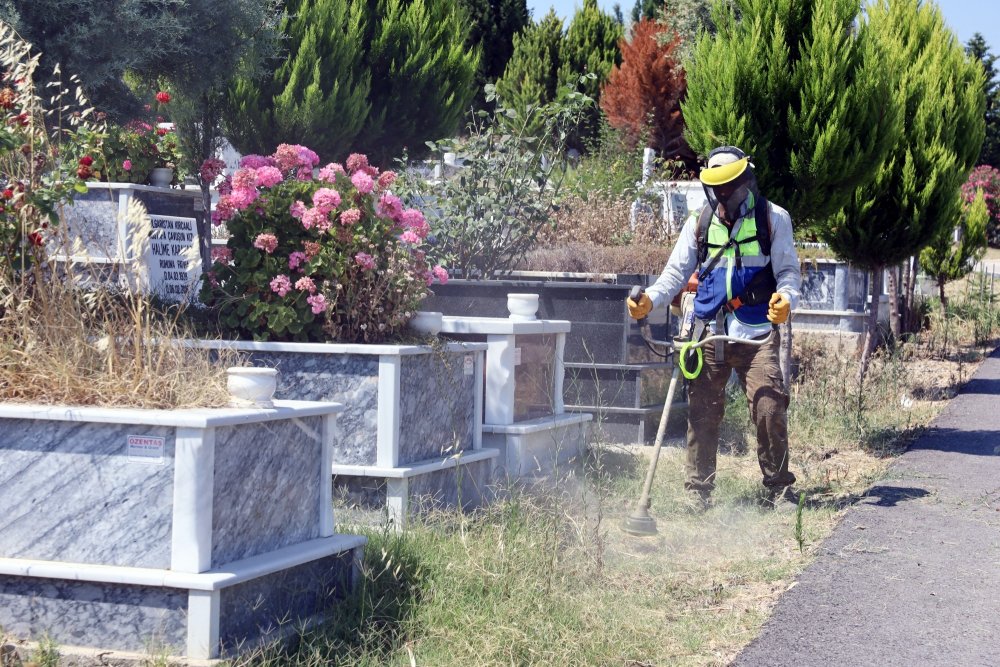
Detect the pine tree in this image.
<box><xmin>822</xmin><ymin>0</ymin><xmax>985</xmax><ymax>376</ymax></box>
<box><xmin>227</xmin><ymin>0</ymin><xmax>370</xmax><ymax>161</ymax></box>
<box><xmin>966</xmin><ymin>33</ymin><xmax>1000</xmax><ymax>169</ymax></box>
<box><xmin>919</xmin><ymin>189</ymin><xmax>989</xmax><ymax>310</ymax></box>
<box><xmin>496</xmin><ymin>10</ymin><xmax>565</xmax><ymax>119</ymax></box>
<box><xmin>682</xmin><ymin>0</ymin><xmax>900</xmax><ymax>228</ymax></box>
<box><xmin>600</xmin><ymin>18</ymin><xmax>695</xmax><ymax>166</ymax></box>
<box><xmin>459</xmin><ymin>0</ymin><xmax>529</xmax><ymax>109</ymax></box>
<box><xmin>356</xmin><ymin>0</ymin><xmax>480</xmax><ymax>165</ymax></box>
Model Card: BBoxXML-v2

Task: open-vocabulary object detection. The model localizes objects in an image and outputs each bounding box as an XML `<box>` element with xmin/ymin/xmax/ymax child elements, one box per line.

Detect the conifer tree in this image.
<box><xmin>919</xmin><ymin>189</ymin><xmax>989</xmax><ymax>310</ymax></box>
<box><xmin>600</xmin><ymin>18</ymin><xmax>695</xmax><ymax>166</ymax></box>
<box><xmin>558</xmin><ymin>0</ymin><xmax>623</xmax><ymax>103</ymax></box>
<box><xmin>227</xmin><ymin>0</ymin><xmax>370</xmax><ymax>161</ymax></box>
<box><xmin>496</xmin><ymin>10</ymin><xmax>564</xmax><ymax>119</ymax></box>
<box><xmin>682</xmin><ymin>0</ymin><xmax>899</xmax><ymax>227</ymax></box>
<box><xmin>355</xmin><ymin>0</ymin><xmax>480</xmax><ymax>164</ymax></box>
<box><xmin>823</xmin><ymin>0</ymin><xmax>984</xmax><ymax>376</ymax></box>
<box><xmin>459</xmin><ymin>0</ymin><xmax>529</xmax><ymax>109</ymax></box>
<box><xmin>966</xmin><ymin>33</ymin><xmax>1000</xmax><ymax>169</ymax></box>
<box><xmin>631</xmin><ymin>0</ymin><xmax>662</xmax><ymax>23</ymax></box>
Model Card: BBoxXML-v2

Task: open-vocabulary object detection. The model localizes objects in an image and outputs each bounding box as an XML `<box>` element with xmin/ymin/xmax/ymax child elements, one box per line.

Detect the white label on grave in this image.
<box><xmin>463</xmin><ymin>354</ymin><xmax>474</xmax><ymax>375</ymax></box>
<box><xmin>144</xmin><ymin>214</ymin><xmax>203</xmax><ymax>302</ymax></box>
<box><xmin>513</xmin><ymin>347</ymin><xmax>522</xmax><ymax>366</ymax></box>
<box><xmin>127</xmin><ymin>434</ymin><xmax>165</xmax><ymax>464</ymax></box>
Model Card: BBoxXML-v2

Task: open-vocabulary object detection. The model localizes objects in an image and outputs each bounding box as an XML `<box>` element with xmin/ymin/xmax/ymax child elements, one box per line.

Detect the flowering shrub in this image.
<box><xmin>201</xmin><ymin>146</ymin><xmax>446</xmax><ymax>342</ymax></box>
<box><xmin>93</xmin><ymin>91</ymin><xmax>185</xmax><ymax>185</ymax></box>
<box><xmin>961</xmin><ymin>165</ymin><xmax>1000</xmax><ymax>246</ymax></box>
<box><xmin>0</xmin><ymin>25</ymin><xmax>94</xmax><ymax>278</ymax></box>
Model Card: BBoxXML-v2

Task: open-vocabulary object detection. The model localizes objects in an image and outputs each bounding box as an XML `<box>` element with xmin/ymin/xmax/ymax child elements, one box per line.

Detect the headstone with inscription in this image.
<box><xmin>58</xmin><ymin>183</ymin><xmax>206</xmax><ymax>302</ymax></box>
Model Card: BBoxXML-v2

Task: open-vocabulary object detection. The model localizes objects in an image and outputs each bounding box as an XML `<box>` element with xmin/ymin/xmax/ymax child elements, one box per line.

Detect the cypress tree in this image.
<box><xmin>919</xmin><ymin>189</ymin><xmax>989</xmax><ymax>310</ymax></box>
<box><xmin>600</xmin><ymin>18</ymin><xmax>695</xmax><ymax>166</ymax></box>
<box><xmin>682</xmin><ymin>0</ymin><xmax>899</xmax><ymax>228</ymax></box>
<box><xmin>631</xmin><ymin>0</ymin><xmax>662</xmax><ymax>23</ymax></box>
<box><xmin>356</xmin><ymin>0</ymin><xmax>480</xmax><ymax>164</ymax></box>
<box><xmin>227</xmin><ymin>0</ymin><xmax>370</xmax><ymax>161</ymax></box>
<box><xmin>966</xmin><ymin>33</ymin><xmax>1000</xmax><ymax>169</ymax></box>
<box><xmin>558</xmin><ymin>0</ymin><xmax>623</xmax><ymax>102</ymax></box>
<box><xmin>822</xmin><ymin>0</ymin><xmax>985</xmax><ymax>375</ymax></box>
<box><xmin>496</xmin><ymin>10</ymin><xmax>565</xmax><ymax>118</ymax></box>
<box><xmin>459</xmin><ymin>0</ymin><xmax>530</xmax><ymax>109</ymax></box>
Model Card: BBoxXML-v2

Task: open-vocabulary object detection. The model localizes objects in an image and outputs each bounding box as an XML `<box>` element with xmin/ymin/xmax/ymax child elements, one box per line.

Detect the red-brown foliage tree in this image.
<box><xmin>600</xmin><ymin>18</ymin><xmax>696</xmax><ymax>169</ymax></box>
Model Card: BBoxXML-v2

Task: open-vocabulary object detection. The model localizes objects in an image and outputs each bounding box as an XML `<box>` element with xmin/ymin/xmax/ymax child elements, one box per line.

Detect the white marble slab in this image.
<box><xmin>189</xmin><ymin>338</ymin><xmax>487</xmax><ymax>356</ymax></box>
<box><xmin>440</xmin><ymin>316</ymin><xmax>571</xmax><ymax>335</ymax></box>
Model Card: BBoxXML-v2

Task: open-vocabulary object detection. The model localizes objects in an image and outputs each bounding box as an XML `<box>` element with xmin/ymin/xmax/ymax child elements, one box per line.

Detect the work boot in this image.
<box><xmin>765</xmin><ymin>486</ymin><xmax>801</xmax><ymax>513</ymax></box>
<box><xmin>684</xmin><ymin>489</ymin><xmax>712</xmax><ymax>513</ymax></box>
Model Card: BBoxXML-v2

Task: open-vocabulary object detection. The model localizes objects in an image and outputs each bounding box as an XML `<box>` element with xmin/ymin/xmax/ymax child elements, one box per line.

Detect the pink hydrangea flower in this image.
<box><xmin>351</xmin><ymin>171</ymin><xmax>374</xmax><ymax>195</ymax></box>
<box><xmin>354</xmin><ymin>252</ymin><xmax>376</xmax><ymax>270</ymax></box>
<box><xmin>400</xmin><ymin>230</ymin><xmax>421</xmax><ymax>245</ymax></box>
<box><xmin>239</xmin><ymin>155</ymin><xmax>277</xmax><ymax>170</ymax></box>
<box><xmin>253</xmin><ymin>233</ymin><xmax>278</xmax><ymax>254</ymax></box>
<box><xmin>318</xmin><ymin>163</ymin><xmax>345</xmax><ymax>182</ymax></box>
<box><xmin>400</xmin><ymin>208</ymin><xmax>430</xmax><ymax>238</ymax></box>
<box><xmin>212</xmin><ymin>197</ymin><xmax>237</xmax><ymax>225</ymax></box>
<box><xmin>377</xmin><ymin>170</ymin><xmax>397</xmax><ymax>189</ymax></box>
<box><xmin>301</xmin><ymin>207</ymin><xmax>328</xmax><ymax>231</ymax></box>
<box><xmin>312</xmin><ymin>188</ymin><xmax>342</xmax><ymax>213</ymax></box>
<box><xmin>289</xmin><ymin>201</ymin><xmax>307</xmax><ymax>219</ymax></box>
<box><xmin>269</xmin><ymin>274</ymin><xmax>292</xmax><ymax>296</ymax></box>
<box><xmin>210</xmin><ymin>246</ymin><xmax>233</xmax><ymax>263</ymax></box>
<box><xmin>255</xmin><ymin>166</ymin><xmax>284</xmax><ymax>188</ymax></box>
<box><xmin>232</xmin><ymin>168</ymin><xmax>257</xmax><ymax>191</ymax></box>
<box><xmin>229</xmin><ymin>187</ymin><xmax>258</xmax><ymax>210</ymax></box>
<box><xmin>432</xmin><ymin>265</ymin><xmax>449</xmax><ymax>285</ymax></box>
<box><xmin>307</xmin><ymin>293</ymin><xmax>328</xmax><ymax>314</ymax></box>
<box><xmin>295</xmin><ymin>276</ymin><xmax>317</xmax><ymax>293</ymax></box>
<box><xmin>377</xmin><ymin>193</ymin><xmax>403</xmax><ymax>220</ymax></box>
<box><xmin>217</xmin><ymin>175</ymin><xmax>233</xmax><ymax>196</ymax></box>
<box><xmin>288</xmin><ymin>251</ymin><xmax>307</xmax><ymax>271</ymax></box>
<box><xmin>345</xmin><ymin>153</ymin><xmax>369</xmax><ymax>173</ymax></box>
<box><xmin>340</xmin><ymin>208</ymin><xmax>361</xmax><ymax>226</ymax></box>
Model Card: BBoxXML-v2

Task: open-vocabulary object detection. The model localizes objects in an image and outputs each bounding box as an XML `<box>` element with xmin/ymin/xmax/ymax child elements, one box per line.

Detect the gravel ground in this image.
<box><xmin>734</xmin><ymin>345</ymin><xmax>1000</xmax><ymax>667</ymax></box>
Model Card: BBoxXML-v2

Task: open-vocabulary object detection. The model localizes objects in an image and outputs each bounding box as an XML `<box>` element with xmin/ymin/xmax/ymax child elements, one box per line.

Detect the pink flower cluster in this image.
<box><xmin>253</xmin><ymin>233</ymin><xmax>278</xmax><ymax>254</ymax></box>
<box><xmin>210</xmin><ymin>246</ymin><xmax>232</xmax><ymax>263</ymax></box>
<box><xmin>200</xmin><ymin>158</ymin><xmax>226</xmax><ymax>184</ymax></box>
<box><xmin>275</xmin><ymin>143</ymin><xmax>320</xmax><ymax>180</ymax></box>
<box><xmin>355</xmin><ymin>252</ymin><xmax>376</xmax><ymax>270</ymax></box>
<box><xmin>270</xmin><ymin>274</ymin><xmax>292</xmax><ymax>296</ymax></box>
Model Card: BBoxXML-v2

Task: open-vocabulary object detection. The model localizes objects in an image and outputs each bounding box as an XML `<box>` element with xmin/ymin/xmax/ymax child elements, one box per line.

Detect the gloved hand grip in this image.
<box><xmin>627</xmin><ymin>286</ymin><xmax>652</xmax><ymax>320</ymax></box>
<box><xmin>767</xmin><ymin>292</ymin><xmax>790</xmax><ymax>324</ymax></box>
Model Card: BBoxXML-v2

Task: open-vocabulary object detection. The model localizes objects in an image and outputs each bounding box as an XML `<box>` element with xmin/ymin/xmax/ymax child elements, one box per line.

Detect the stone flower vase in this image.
<box><xmin>149</xmin><ymin>167</ymin><xmax>174</xmax><ymax>188</ymax></box>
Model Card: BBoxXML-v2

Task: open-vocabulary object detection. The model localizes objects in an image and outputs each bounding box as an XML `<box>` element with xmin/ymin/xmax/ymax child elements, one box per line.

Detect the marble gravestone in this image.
<box><xmin>58</xmin><ymin>183</ymin><xmax>204</xmax><ymax>303</ymax></box>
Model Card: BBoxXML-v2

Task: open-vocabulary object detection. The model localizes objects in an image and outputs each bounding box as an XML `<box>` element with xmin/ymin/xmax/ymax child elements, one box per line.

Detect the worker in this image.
<box><xmin>627</xmin><ymin>146</ymin><xmax>802</xmax><ymax>509</ymax></box>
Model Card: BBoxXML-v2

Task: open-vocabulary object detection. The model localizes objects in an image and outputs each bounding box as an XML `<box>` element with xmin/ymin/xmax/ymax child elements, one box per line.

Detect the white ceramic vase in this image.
<box><xmin>149</xmin><ymin>167</ymin><xmax>174</xmax><ymax>188</ymax></box>
<box><xmin>507</xmin><ymin>293</ymin><xmax>539</xmax><ymax>321</ymax></box>
<box><xmin>226</xmin><ymin>367</ymin><xmax>278</xmax><ymax>408</ymax></box>
<box><xmin>409</xmin><ymin>311</ymin><xmax>443</xmax><ymax>335</ymax></box>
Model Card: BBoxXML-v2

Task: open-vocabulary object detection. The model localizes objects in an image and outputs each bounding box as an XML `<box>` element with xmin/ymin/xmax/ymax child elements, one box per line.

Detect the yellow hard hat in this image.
<box><xmin>700</xmin><ymin>157</ymin><xmax>749</xmax><ymax>186</ymax></box>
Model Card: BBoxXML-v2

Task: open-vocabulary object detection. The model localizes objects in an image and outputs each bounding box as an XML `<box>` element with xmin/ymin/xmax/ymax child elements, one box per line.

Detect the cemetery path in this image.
<box><xmin>733</xmin><ymin>345</ymin><xmax>1000</xmax><ymax>667</ymax></box>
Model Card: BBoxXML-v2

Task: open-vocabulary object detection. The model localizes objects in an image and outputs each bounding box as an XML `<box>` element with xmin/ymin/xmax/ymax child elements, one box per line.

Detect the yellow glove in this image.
<box><xmin>767</xmin><ymin>292</ymin><xmax>790</xmax><ymax>324</ymax></box>
<box><xmin>627</xmin><ymin>293</ymin><xmax>653</xmax><ymax>320</ymax></box>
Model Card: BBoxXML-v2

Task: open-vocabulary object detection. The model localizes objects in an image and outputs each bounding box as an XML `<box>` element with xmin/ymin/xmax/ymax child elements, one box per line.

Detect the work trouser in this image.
<box><xmin>684</xmin><ymin>328</ymin><xmax>796</xmax><ymax>494</ymax></box>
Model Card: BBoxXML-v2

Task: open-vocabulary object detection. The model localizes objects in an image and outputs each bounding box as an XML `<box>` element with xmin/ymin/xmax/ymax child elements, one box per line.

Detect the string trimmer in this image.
<box><xmin>621</xmin><ymin>285</ymin><xmax>775</xmax><ymax>537</ymax></box>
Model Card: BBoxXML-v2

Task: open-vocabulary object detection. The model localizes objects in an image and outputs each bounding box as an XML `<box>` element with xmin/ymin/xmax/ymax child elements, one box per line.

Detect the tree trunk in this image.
<box><xmin>905</xmin><ymin>257</ymin><xmax>918</xmax><ymax>333</ymax></box>
<box><xmin>198</xmin><ymin>180</ymin><xmax>213</xmax><ymax>272</ymax></box>
<box><xmin>859</xmin><ymin>266</ymin><xmax>883</xmax><ymax>383</ymax></box>
<box><xmin>939</xmin><ymin>275</ymin><xmax>948</xmax><ymax>312</ymax></box>
<box><xmin>779</xmin><ymin>318</ymin><xmax>793</xmax><ymax>392</ymax></box>
<box><xmin>887</xmin><ymin>265</ymin><xmax>900</xmax><ymax>343</ymax></box>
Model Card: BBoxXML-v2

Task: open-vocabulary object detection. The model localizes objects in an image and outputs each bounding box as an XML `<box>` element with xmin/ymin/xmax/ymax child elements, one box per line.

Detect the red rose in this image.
<box><xmin>27</xmin><ymin>231</ymin><xmax>44</xmax><ymax>246</ymax></box>
<box><xmin>155</xmin><ymin>91</ymin><xmax>171</xmax><ymax>104</ymax></box>
<box><xmin>78</xmin><ymin>155</ymin><xmax>93</xmax><ymax>166</ymax></box>
<box><xmin>77</xmin><ymin>165</ymin><xmax>92</xmax><ymax>179</ymax></box>
<box><xmin>156</xmin><ymin>128</ymin><xmax>168</xmax><ymax>136</ymax></box>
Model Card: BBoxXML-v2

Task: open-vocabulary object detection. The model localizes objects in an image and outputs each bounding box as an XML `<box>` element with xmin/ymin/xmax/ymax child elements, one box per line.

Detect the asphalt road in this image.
<box><xmin>734</xmin><ymin>346</ymin><xmax>1000</xmax><ymax>667</ymax></box>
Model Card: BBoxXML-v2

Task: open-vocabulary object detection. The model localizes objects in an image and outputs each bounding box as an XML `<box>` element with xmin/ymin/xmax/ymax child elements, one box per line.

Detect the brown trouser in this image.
<box><xmin>684</xmin><ymin>328</ymin><xmax>795</xmax><ymax>494</ymax></box>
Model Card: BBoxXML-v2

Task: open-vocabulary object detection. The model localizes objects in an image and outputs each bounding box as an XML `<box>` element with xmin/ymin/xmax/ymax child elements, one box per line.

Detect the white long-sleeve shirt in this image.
<box><xmin>645</xmin><ymin>201</ymin><xmax>802</xmax><ymax>340</ymax></box>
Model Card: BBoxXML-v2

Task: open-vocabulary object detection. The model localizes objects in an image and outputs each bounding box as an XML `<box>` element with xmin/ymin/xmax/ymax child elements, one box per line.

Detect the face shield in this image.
<box><xmin>700</xmin><ymin>153</ymin><xmax>758</xmax><ymax>223</ymax></box>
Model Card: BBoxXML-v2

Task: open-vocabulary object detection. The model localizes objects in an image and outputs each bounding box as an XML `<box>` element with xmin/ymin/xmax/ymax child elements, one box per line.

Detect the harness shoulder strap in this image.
<box><xmin>755</xmin><ymin>195</ymin><xmax>772</xmax><ymax>256</ymax></box>
<box><xmin>696</xmin><ymin>204</ymin><xmax>713</xmax><ymax>264</ymax></box>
